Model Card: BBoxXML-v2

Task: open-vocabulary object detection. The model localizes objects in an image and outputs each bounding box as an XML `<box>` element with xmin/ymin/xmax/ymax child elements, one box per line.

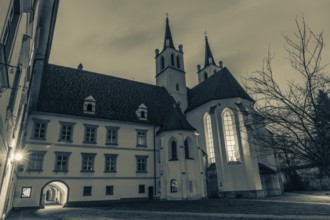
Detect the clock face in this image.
<box><xmin>21</xmin><ymin>187</ymin><xmax>32</xmax><ymax>198</ymax></box>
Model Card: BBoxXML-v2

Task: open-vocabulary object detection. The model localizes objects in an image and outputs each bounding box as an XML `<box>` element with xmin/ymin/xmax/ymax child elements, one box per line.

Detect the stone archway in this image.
<box><xmin>40</xmin><ymin>180</ymin><xmax>69</xmax><ymax>208</ymax></box>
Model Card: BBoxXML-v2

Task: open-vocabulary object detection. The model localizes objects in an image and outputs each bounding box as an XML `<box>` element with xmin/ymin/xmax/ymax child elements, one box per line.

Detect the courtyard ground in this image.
<box><xmin>7</xmin><ymin>191</ymin><xmax>330</xmax><ymax>220</ymax></box>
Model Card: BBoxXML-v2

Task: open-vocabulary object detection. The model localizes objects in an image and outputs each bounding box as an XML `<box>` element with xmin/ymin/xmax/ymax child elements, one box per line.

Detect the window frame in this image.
<box><xmin>83</xmin><ymin>124</ymin><xmax>98</xmax><ymax>144</ymax></box>
<box><xmin>205</xmin><ymin>113</ymin><xmax>215</xmax><ymax>164</ymax></box>
<box><xmin>54</xmin><ymin>151</ymin><xmax>71</xmax><ymax>173</ymax></box>
<box><xmin>170</xmin><ymin>179</ymin><xmax>178</xmax><ymax>193</ymax></box>
<box><xmin>136</xmin><ymin>155</ymin><xmax>148</xmax><ymax>173</ymax></box>
<box><xmin>83</xmin><ymin>186</ymin><xmax>92</xmax><ymax>196</ymax></box>
<box><xmin>27</xmin><ymin>151</ymin><xmax>46</xmax><ymax>172</ymax></box>
<box><xmin>136</xmin><ymin>129</ymin><xmax>147</xmax><ymax>147</ymax></box>
<box><xmin>105</xmin><ymin>126</ymin><xmax>119</xmax><ymax>145</ymax></box>
<box><xmin>170</xmin><ymin>140</ymin><xmax>178</xmax><ymax>160</ymax></box>
<box><xmin>31</xmin><ymin>119</ymin><xmax>50</xmax><ymax>140</ymax></box>
<box><xmin>138</xmin><ymin>184</ymin><xmax>145</xmax><ymax>194</ymax></box>
<box><xmin>59</xmin><ymin>121</ymin><xmax>75</xmax><ymax>142</ymax></box>
<box><xmin>104</xmin><ymin>154</ymin><xmax>118</xmax><ymax>173</ymax></box>
<box><xmin>222</xmin><ymin>109</ymin><xmax>241</xmax><ymax>163</ymax></box>
<box><xmin>106</xmin><ymin>185</ymin><xmax>114</xmax><ymax>195</ymax></box>
<box><xmin>81</xmin><ymin>153</ymin><xmax>97</xmax><ymax>172</ymax></box>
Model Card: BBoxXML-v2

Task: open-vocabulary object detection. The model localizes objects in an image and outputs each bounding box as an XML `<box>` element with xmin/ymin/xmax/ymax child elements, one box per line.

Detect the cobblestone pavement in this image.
<box><xmin>7</xmin><ymin>192</ymin><xmax>330</xmax><ymax>220</ymax></box>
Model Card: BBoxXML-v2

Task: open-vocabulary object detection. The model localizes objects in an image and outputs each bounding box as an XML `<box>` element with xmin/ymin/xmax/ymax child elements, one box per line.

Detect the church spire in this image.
<box><xmin>204</xmin><ymin>35</ymin><xmax>215</xmax><ymax>67</ymax></box>
<box><xmin>163</xmin><ymin>16</ymin><xmax>175</xmax><ymax>49</ymax></box>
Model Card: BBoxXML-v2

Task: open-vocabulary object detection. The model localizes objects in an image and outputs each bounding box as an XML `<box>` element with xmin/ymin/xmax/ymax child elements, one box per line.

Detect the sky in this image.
<box><xmin>49</xmin><ymin>0</ymin><xmax>330</xmax><ymax>88</ymax></box>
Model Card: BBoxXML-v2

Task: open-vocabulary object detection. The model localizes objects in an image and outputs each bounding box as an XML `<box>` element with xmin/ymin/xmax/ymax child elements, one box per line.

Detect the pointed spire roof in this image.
<box><xmin>163</xmin><ymin>17</ymin><xmax>175</xmax><ymax>49</ymax></box>
<box><xmin>186</xmin><ymin>67</ymin><xmax>254</xmax><ymax>112</ymax></box>
<box><xmin>204</xmin><ymin>35</ymin><xmax>215</xmax><ymax>67</ymax></box>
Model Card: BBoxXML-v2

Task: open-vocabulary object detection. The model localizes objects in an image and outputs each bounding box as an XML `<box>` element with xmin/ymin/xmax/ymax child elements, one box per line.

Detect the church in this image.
<box><xmin>13</xmin><ymin>17</ymin><xmax>282</xmax><ymax>208</ymax></box>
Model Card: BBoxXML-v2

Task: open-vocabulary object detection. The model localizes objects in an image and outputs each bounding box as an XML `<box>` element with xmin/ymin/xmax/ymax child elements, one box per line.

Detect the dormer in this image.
<box><xmin>136</xmin><ymin>104</ymin><xmax>148</xmax><ymax>120</ymax></box>
<box><xmin>84</xmin><ymin>95</ymin><xmax>96</xmax><ymax>114</ymax></box>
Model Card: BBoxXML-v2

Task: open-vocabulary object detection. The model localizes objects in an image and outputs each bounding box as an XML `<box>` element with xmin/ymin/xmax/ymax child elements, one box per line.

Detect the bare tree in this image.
<box><xmin>245</xmin><ymin>16</ymin><xmax>330</xmax><ymax>178</ymax></box>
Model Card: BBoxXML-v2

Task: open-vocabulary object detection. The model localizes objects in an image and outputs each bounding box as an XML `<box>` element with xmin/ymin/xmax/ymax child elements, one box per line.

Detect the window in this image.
<box><xmin>27</xmin><ymin>151</ymin><xmax>46</xmax><ymax>171</ymax></box>
<box><xmin>205</xmin><ymin>113</ymin><xmax>215</xmax><ymax>164</ymax></box>
<box><xmin>136</xmin><ymin>130</ymin><xmax>147</xmax><ymax>147</ymax></box>
<box><xmin>84</xmin><ymin>124</ymin><xmax>98</xmax><ymax>143</ymax></box>
<box><xmin>136</xmin><ymin>156</ymin><xmax>148</xmax><ymax>173</ymax></box>
<box><xmin>84</xmin><ymin>95</ymin><xmax>96</xmax><ymax>114</ymax></box>
<box><xmin>105</xmin><ymin>126</ymin><xmax>119</xmax><ymax>145</ymax></box>
<box><xmin>222</xmin><ymin>110</ymin><xmax>240</xmax><ymax>162</ymax></box>
<box><xmin>3</xmin><ymin>0</ymin><xmax>20</xmax><ymax>59</ymax></box>
<box><xmin>170</xmin><ymin>179</ymin><xmax>177</xmax><ymax>192</ymax></box>
<box><xmin>54</xmin><ymin>152</ymin><xmax>71</xmax><ymax>172</ymax></box>
<box><xmin>170</xmin><ymin>141</ymin><xmax>178</xmax><ymax>160</ymax></box>
<box><xmin>138</xmin><ymin>184</ymin><xmax>145</xmax><ymax>193</ymax></box>
<box><xmin>176</xmin><ymin>83</ymin><xmax>179</xmax><ymax>91</ymax></box>
<box><xmin>21</xmin><ymin>187</ymin><xmax>32</xmax><ymax>198</ymax></box>
<box><xmin>59</xmin><ymin>122</ymin><xmax>75</xmax><ymax>142</ymax></box>
<box><xmin>204</xmin><ymin>72</ymin><xmax>208</xmax><ymax>80</ymax></box>
<box><xmin>184</xmin><ymin>139</ymin><xmax>190</xmax><ymax>159</ymax></box>
<box><xmin>106</xmin><ymin>185</ymin><xmax>114</xmax><ymax>195</ymax></box>
<box><xmin>176</xmin><ymin>56</ymin><xmax>180</xmax><ymax>68</ymax></box>
<box><xmin>160</xmin><ymin>56</ymin><xmax>165</xmax><ymax>69</ymax></box>
<box><xmin>171</xmin><ymin>53</ymin><xmax>175</xmax><ymax>66</ymax></box>
<box><xmin>83</xmin><ymin>186</ymin><xmax>92</xmax><ymax>196</ymax></box>
<box><xmin>32</xmin><ymin>119</ymin><xmax>49</xmax><ymax>140</ymax></box>
<box><xmin>81</xmin><ymin>153</ymin><xmax>96</xmax><ymax>172</ymax></box>
<box><xmin>140</xmin><ymin>111</ymin><xmax>145</xmax><ymax>118</ymax></box>
<box><xmin>136</xmin><ymin>104</ymin><xmax>148</xmax><ymax>120</ymax></box>
<box><xmin>104</xmin><ymin>154</ymin><xmax>118</xmax><ymax>172</ymax></box>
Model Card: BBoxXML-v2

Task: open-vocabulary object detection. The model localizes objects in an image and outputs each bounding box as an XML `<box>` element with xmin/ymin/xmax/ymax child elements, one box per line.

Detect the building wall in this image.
<box><xmin>0</xmin><ymin>0</ymin><xmax>58</xmax><ymax>218</ymax></box>
<box><xmin>187</xmin><ymin>98</ymin><xmax>265</xmax><ymax>197</ymax></box>
<box><xmin>14</xmin><ymin>112</ymin><xmax>157</xmax><ymax>207</ymax></box>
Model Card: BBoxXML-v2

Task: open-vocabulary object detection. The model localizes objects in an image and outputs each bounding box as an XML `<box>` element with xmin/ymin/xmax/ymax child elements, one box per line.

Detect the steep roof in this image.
<box><xmin>186</xmin><ymin>67</ymin><xmax>254</xmax><ymax>112</ymax></box>
<box><xmin>157</xmin><ymin>104</ymin><xmax>195</xmax><ymax>134</ymax></box>
<box><xmin>163</xmin><ymin>17</ymin><xmax>175</xmax><ymax>50</ymax></box>
<box><xmin>204</xmin><ymin>36</ymin><xmax>215</xmax><ymax>67</ymax></box>
<box><xmin>37</xmin><ymin>64</ymin><xmax>191</xmax><ymax>126</ymax></box>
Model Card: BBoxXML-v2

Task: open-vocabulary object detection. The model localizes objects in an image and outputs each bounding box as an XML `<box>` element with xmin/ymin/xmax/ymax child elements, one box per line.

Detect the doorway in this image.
<box><xmin>40</xmin><ymin>181</ymin><xmax>69</xmax><ymax>208</ymax></box>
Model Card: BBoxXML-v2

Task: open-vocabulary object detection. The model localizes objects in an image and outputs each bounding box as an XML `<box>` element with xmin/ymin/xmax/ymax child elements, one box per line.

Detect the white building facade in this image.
<box><xmin>12</xmin><ymin>16</ymin><xmax>282</xmax><ymax>209</ymax></box>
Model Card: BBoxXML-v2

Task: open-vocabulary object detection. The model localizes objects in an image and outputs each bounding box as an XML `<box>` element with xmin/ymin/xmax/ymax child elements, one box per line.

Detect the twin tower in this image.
<box><xmin>155</xmin><ymin>17</ymin><xmax>223</xmax><ymax>112</ymax></box>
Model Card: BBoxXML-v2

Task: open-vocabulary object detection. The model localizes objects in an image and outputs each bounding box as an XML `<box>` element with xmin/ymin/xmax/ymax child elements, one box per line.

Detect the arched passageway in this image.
<box><xmin>41</xmin><ymin>181</ymin><xmax>69</xmax><ymax>208</ymax></box>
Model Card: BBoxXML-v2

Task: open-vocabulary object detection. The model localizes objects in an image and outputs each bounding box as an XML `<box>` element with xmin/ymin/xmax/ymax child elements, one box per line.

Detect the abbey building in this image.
<box><xmin>13</xmin><ymin>17</ymin><xmax>282</xmax><ymax>208</ymax></box>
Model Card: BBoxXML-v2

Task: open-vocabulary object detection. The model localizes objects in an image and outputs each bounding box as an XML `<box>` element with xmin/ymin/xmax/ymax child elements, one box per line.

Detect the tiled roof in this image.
<box><xmin>259</xmin><ymin>163</ymin><xmax>276</xmax><ymax>174</ymax></box>
<box><xmin>157</xmin><ymin>104</ymin><xmax>195</xmax><ymax>134</ymax></box>
<box><xmin>186</xmin><ymin>67</ymin><xmax>254</xmax><ymax>112</ymax></box>
<box><xmin>37</xmin><ymin>64</ymin><xmax>191</xmax><ymax>127</ymax></box>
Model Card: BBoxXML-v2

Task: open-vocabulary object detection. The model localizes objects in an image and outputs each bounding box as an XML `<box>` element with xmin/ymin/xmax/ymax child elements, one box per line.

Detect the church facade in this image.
<box><xmin>13</xmin><ymin>17</ymin><xmax>282</xmax><ymax>208</ymax></box>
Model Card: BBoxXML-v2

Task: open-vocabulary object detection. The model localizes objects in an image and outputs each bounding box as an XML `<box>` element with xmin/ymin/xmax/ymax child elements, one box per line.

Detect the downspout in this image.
<box><xmin>153</xmin><ymin>125</ymin><xmax>156</xmax><ymax>199</ymax></box>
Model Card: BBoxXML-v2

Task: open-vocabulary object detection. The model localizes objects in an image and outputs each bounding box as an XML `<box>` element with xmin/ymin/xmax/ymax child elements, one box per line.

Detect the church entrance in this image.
<box><xmin>40</xmin><ymin>181</ymin><xmax>69</xmax><ymax>208</ymax></box>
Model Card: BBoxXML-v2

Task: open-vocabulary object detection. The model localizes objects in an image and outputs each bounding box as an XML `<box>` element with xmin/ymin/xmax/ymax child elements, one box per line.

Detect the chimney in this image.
<box><xmin>77</xmin><ymin>63</ymin><xmax>83</xmax><ymax>71</ymax></box>
<box><xmin>219</xmin><ymin>60</ymin><xmax>223</xmax><ymax>68</ymax></box>
<box><xmin>178</xmin><ymin>44</ymin><xmax>183</xmax><ymax>52</ymax></box>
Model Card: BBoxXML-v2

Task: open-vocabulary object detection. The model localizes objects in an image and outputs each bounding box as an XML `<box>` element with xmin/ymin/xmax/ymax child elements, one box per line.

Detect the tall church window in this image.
<box><xmin>170</xmin><ymin>140</ymin><xmax>178</xmax><ymax>160</ymax></box>
<box><xmin>170</xmin><ymin>179</ymin><xmax>177</xmax><ymax>192</ymax></box>
<box><xmin>184</xmin><ymin>139</ymin><xmax>190</xmax><ymax>159</ymax></box>
<box><xmin>222</xmin><ymin>109</ymin><xmax>240</xmax><ymax>162</ymax></box>
<box><xmin>176</xmin><ymin>56</ymin><xmax>180</xmax><ymax>68</ymax></box>
<box><xmin>171</xmin><ymin>53</ymin><xmax>175</xmax><ymax>66</ymax></box>
<box><xmin>204</xmin><ymin>113</ymin><xmax>215</xmax><ymax>164</ymax></box>
<box><xmin>161</xmin><ymin>56</ymin><xmax>165</xmax><ymax>69</ymax></box>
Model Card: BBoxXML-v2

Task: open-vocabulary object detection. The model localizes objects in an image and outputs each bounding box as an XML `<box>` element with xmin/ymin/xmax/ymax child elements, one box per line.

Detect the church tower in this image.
<box><xmin>197</xmin><ymin>35</ymin><xmax>223</xmax><ymax>84</ymax></box>
<box><xmin>155</xmin><ymin>17</ymin><xmax>188</xmax><ymax>111</ymax></box>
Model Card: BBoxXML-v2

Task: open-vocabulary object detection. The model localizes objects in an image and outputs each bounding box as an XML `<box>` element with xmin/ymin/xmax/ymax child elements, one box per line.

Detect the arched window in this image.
<box><xmin>161</xmin><ymin>56</ymin><xmax>165</xmax><ymax>69</ymax></box>
<box><xmin>171</xmin><ymin>53</ymin><xmax>175</xmax><ymax>66</ymax></box>
<box><xmin>171</xmin><ymin>141</ymin><xmax>177</xmax><ymax>160</ymax></box>
<box><xmin>176</xmin><ymin>83</ymin><xmax>179</xmax><ymax>91</ymax></box>
<box><xmin>204</xmin><ymin>113</ymin><xmax>215</xmax><ymax>164</ymax></box>
<box><xmin>222</xmin><ymin>109</ymin><xmax>240</xmax><ymax>162</ymax></box>
<box><xmin>204</xmin><ymin>72</ymin><xmax>208</xmax><ymax>80</ymax></box>
<box><xmin>184</xmin><ymin>139</ymin><xmax>189</xmax><ymax>159</ymax></box>
<box><xmin>170</xmin><ymin>179</ymin><xmax>177</xmax><ymax>192</ymax></box>
<box><xmin>87</xmin><ymin>104</ymin><xmax>93</xmax><ymax>112</ymax></box>
<box><xmin>176</xmin><ymin>56</ymin><xmax>180</xmax><ymax>68</ymax></box>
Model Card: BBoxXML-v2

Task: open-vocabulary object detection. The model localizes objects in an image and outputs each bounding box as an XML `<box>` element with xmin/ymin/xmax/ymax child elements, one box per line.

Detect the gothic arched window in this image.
<box><xmin>184</xmin><ymin>139</ymin><xmax>190</xmax><ymax>159</ymax></box>
<box><xmin>161</xmin><ymin>56</ymin><xmax>165</xmax><ymax>69</ymax></box>
<box><xmin>176</xmin><ymin>56</ymin><xmax>180</xmax><ymax>68</ymax></box>
<box><xmin>171</xmin><ymin>140</ymin><xmax>178</xmax><ymax>160</ymax></box>
<box><xmin>204</xmin><ymin>72</ymin><xmax>208</xmax><ymax>80</ymax></box>
<box><xmin>222</xmin><ymin>109</ymin><xmax>240</xmax><ymax>162</ymax></box>
<box><xmin>171</xmin><ymin>53</ymin><xmax>175</xmax><ymax>66</ymax></box>
<box><xmin>204</xmin><ymin>113</ymin><xmax>215</xmax><ymax>164</ymax></box>
<box><xmin>170</xmin><ymin>179</ymin><xmax>177</xmax><ymax>192</ymax></box>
